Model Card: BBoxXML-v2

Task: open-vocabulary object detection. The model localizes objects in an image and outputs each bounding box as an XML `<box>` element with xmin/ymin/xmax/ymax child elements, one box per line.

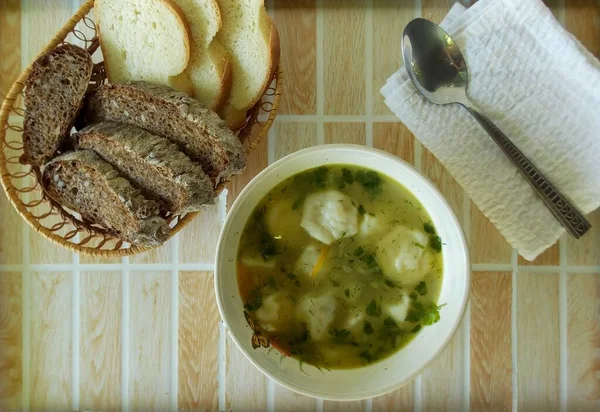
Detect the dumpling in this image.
<box><xmin>301</xmin><ymin>190</ymin><xmax>358</xmax><ymax>244</ymax></box>
<box><xmin>240</xmin><ymin>252</ymin><xmax>276</xmax><ymax>270</ymax></box>
<box><xmin>343</xmin><ymin>307</ymin><xmax>365</xmax><ymax>334</ymax></box>
<box><xmin>376</xmin><ymin>226</ymin><xmax>434</xmax><ymax>285</ymax></box>
<box><xmin>297</xmin><ymin>295</ymin><xmax>338</xmax><ymax>341</ymax></box>
<box><xmin>383</xmin><ymin>293</ymin><xmax>411</xmax><ymax>323</ymax></box>
<box><xmin>358</xmin><ymin>213</ymin><xmax>385</xmax><ymax>238</ymax></box>
<box><xmin>255</xmin><ymin>292</ymin><xmax>295</xmax><ymax>333</ymax></box>
<box><xmin>295</xmin><ymin>243</ymin><xmax>328</xmax><ymax>277</ymax></box>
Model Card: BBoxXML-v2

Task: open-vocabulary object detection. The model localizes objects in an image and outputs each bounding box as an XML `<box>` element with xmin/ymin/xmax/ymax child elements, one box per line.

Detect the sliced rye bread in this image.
<box><xmin>94</xmin><ymin>0</ymin><xmax>191</xmax><ymax>86</ymax></box>
<box><xmin>22</xmin><ymin>44</ymin><xmax>93</xmax><ymax>166</ymax></box>
<box><xmin>80</xmin><ymin>82</ymin><xmax>246</xmax><ymax>179</ymax></box>
<box><xmin>216</xmin><ymin>0</ymin><xmax>280</xmax><ymax>130</ymax></box>
<box><xmin>42</xmin><ymin>150</ymin><xmax>170</xmax><ymax>247</ymax></box>
<box><xmin>76</xmin><ymin>121</ymin><xmax>215</xmax><ymax>214</ymax></box>
<box><xmin>169</xmin><ymin>0</ymin><xmax>232</xmax><ymax>111</ymax></box>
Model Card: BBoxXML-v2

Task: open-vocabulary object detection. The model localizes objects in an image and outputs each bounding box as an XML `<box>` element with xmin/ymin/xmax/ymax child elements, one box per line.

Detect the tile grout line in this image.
<box><xmin>511</xmin><ymin>249</ymin><xmax>518</xmax><ymax>412</ymax></box>
<box><xmin>275</xmin><ymin>114</ymin><xmax>400</xmax><ymax>123</ymax></box>
<box><xmin>72</xmin><ymin>250</ymin><xmax>81</xmax><ymax>411</ymax></box>
<box><xmin>558</xmin><ymin>235</ymin><xmax>568</xmax><ymax>412</ymax></box>
<box><xmin>21</xmin><ymin>265</ymin><xmax>31</xmax><ymax>412</ymax></box>
<box><xmin>217</xmin><ymin>190</ymin><xmax>228</xmax><ymax>412</ymax></box>
<box><xmin>365</xmin><ymin>0</ymin><xmax>374</xmax><ymax>151</ymax></box>
<box><xmin>170</xmin><ymin>233</ymin><xmax>179</xmax><ymax>412</ymax></box>
<box><xmin>20</xmin><ymin>2</ymin><xmax>31</xmax><ymax>410</ymax></box>
<box><xmin>315</xmin><ymin>2</ymin><xmax>324</xmax><ymax>410</ymax></box>
<box><xmin>0</xmin><ymin>263</ymin><xmax>217</xmax><ymax>271</ymax></box>
<box><xmin>121</xmin><ymin>257</ymin><xmax>130</xmax><ymax>412</ymax></box>
<box><xmin>4</xmin><ymin>263</ymin><xmax>600</xmax><ymax>274</ymax></box>
<box><xmin>316</xmin><ymin>0</ymin><xmax>325</xmax><ymax>148</ymax></box>
<box><xmin>268</xmin><ymin>120</ymin><xmax>276</xmax><ymax>165</ymax></box>
<box><xmin>364</xmin><ymin>2</ymin><xmax>374</xmax><ymax>410</ymax></box>
<box><xmin>315</xmin><ymin>395</ymin><xmax>324</xmax><ymax>412</ymax></box>
<box><xmin>218</xmin><ymin>321</ymin><xmax>227</xmax><ymax>412</ymax></box>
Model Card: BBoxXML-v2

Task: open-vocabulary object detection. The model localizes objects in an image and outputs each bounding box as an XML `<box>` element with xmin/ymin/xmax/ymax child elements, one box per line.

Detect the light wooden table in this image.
<box><xmin>1</xmin><ymin>0</ymin><xmax>599</xmax><ymax>411</ymax></box>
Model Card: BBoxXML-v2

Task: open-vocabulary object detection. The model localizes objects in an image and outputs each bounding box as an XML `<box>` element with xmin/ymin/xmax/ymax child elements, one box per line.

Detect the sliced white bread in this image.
<box><xmin>95</xmin><ymin>0</ymin><xmax>191</xmax><ymax>85</ymax></box>
<box><xmin>216</xmin><ymin>0</ymin><xmax>280</xmax><ymax>130</ymax></box>
<box><xmin>169</xmin><ymin>0</ymin><xmax>232</xmax><ymax>110</ymax></box>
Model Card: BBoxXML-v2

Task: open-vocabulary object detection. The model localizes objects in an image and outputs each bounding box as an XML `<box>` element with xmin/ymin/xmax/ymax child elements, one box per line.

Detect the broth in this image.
<box><xmin>237</xmin><ymin>165</ymin><xmax>444</xmax><ymax>369</ymax></box>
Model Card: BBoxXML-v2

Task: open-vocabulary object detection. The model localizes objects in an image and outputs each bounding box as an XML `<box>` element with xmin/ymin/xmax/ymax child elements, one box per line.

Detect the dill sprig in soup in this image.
<box><xmin>237</xmin><ymin>165</ymin><xmax>444</xmax><ymax>369</ymax></box>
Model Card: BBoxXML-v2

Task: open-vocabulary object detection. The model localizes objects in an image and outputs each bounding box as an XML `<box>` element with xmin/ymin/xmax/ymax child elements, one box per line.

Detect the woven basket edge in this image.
<box><xmin>0</xmin><ymin>1</ymin><xmax>282</xmax><ymax>257</ymax></box>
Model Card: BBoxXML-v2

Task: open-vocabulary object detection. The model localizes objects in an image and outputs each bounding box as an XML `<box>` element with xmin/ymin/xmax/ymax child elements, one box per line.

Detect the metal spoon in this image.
<box><xmin>402</xmin><ymin>18</ymin><xmax>591</xmax><ymax>239</ymax></box>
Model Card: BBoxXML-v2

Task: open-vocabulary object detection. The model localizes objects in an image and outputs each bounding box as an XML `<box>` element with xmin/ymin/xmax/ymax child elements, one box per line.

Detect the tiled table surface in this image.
<box><xmin>1</xmin><ymin>0</ymin><xmax>599</xmax><ymax>411</ymax></box>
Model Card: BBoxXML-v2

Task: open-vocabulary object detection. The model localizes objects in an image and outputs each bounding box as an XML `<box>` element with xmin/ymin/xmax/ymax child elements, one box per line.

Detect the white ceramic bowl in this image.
<box><xmin>215</xmin><ymin>144</ymin><xmax>470</xmax><ymax>401</ymax></box>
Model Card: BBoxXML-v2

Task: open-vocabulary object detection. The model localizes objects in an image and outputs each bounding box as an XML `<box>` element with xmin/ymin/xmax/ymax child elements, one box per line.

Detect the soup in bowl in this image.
<box><xmin>215</xmin><ymin>145</ymin><xmax>470</xmax><ymax>400</ymax></box>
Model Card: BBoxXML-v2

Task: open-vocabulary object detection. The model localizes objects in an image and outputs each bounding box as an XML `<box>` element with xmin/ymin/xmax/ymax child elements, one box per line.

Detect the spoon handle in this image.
<box><xmin>463</xmin><ymin>106</ymin><xmax>591</xmax><ymax>239</ymax></box>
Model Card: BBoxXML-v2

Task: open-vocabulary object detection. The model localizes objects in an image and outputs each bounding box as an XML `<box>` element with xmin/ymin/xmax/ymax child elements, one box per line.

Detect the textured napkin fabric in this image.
<box><xmin>381</xmin><ymin>0</ymin><xmax>600</xmax><ymax>261</ymax></box>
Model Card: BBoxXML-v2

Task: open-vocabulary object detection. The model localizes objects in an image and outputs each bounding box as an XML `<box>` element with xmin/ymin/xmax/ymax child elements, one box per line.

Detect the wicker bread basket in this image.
<box><xmin>0</xmin><ymin>0</ymin><xmax>282</xmax><ymax>257</ymax></box>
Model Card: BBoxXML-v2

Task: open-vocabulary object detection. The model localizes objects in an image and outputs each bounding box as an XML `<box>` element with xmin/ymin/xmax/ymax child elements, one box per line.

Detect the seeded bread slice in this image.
<box><xmin>42</xmin><ymin>150</ymin><xmax>170</xmax><ymax>247</ymax></box>
<box><xmin>80</xmin><ymin>82</ymin><xmax>246</xmax><ymax>179</ymax></box>
<box><xmin>22</xmin><ymin>44</ymin><xmax>93</xmax><ymax>166</ymax></box>
<box><xmin>76</xmin><ymin>121</ymin><xmax>215</xmax><ymax>214</ymax></box>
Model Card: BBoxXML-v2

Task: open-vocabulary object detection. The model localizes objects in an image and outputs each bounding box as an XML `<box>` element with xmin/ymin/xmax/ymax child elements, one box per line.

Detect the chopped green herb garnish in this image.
<box><xmin>358</xmin><ymin>204</ymin><xmax>366</xmax><ymax>215</ymax></box>
<box><xmin>244</xmin><ymin>295</ymin><xmax>262</xmax><ymax>311</ymax></box>
<box><xmin>423</xmin><ymin>222</ymin><xmax>436</xmax><ymax>234</ymax></box>
<box><xmin>359</xmin><ymin>253</ymin><xmax>376</xmax><ymax>266</ymax></box>
<box><xmin>429</xmin><ymin>235</ymin><xmax>442</xmax><ymax>252</ymax></box>
<box><xmin>366</xmin><ymin>299</ymin><xmax>381</xmax><ymax>318</ymax></box>
<box><xmin>286</xmin><ymin>272</ymin><xmax>297</xmax><ymax>280</ymax></box>
<box><xmin>363</xmin><ymin>321</ymin><xmax>374</xmax><ymax>335</ymax></box>
<box><xmin>344</xmin><ymin>289</ymin><xmax>350</xmax><ymax>298</ymax></box>
<box><xmin>383</xmin><ymin>316</ymin><xmax>397</xmax><ymax>327</ymax></box>
<box><xmin>415</xmin><ymin>281</ymin><xmax>427</xmax><ymax>296</ymax></box>
<box><xmin>359</xmin><ymin>350</ymin><xmax>374</xmax><ymax>363</ymax></box>
<box><xmin>409</xmin><ymin>291</ymin><xmax>418</xmax><ymax>300</ymax></box>
<box><xmin>312</xmin><ymin>167</ymin><xmax>329</xmax><ymax>188</ymax></box>
<box><xmin>353</xmin><ymin>247</ymin><xmax>364</xmax><ymax>256</ymax></box>
<box><xmin>331</xmin><ymin>280</ymin><xmax>340</xmax><ymax>287</ymax></box>
<box><xmin>341</xmin><ymin>168</ymin><xmax>354</xmax><ymax>184</ymax></box>
<box><xmin>406</xmin><ymin>300</ymin><xmax>445</xmax><ymax>325</ymax></box>
<box><xmin>413</xmin><ymin>242</ymin><xmax>425</xmax><ymax>249</ymax></box>
<box><xmin>259</xmin><ymin>232</ymin><xmax>277</xmax><ymax>261</ymax></box>
<box><xmin>355</xmin><ymin>170</ymin><xmax>381</xmax><ymax>191</ymax></box>
<box><xmin>329</xmin><ymin>328</ymin><xmax>351</xmax><ymax>342</ymax></box>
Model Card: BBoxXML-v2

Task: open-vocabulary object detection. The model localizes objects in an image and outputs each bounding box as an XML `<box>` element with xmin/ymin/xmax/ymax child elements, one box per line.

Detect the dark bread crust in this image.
<box><xmin>23</xmin><ymin>44</ymin><xmax>93</xmax><ymax>166</ymax></box>
<box><xmin>42</xmin><ymin>150</ymin><xmax>170</xmax><ymax>247</ymax></box>
<box><xmin>80</xmin><ymin>82</ymin><xmax>246</xmax><ymax>180</ymax></box>
<box><xmin>76</xmin><ymin>121</ymin><xmax>215</xmax><ymax>214</ymax></box>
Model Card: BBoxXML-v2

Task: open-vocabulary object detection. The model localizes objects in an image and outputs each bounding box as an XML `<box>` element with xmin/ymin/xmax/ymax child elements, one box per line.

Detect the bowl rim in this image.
<box><xmin>215</xmin><ymin>144</ymin><xmax>471</xmax><ymax>401</ymax></box>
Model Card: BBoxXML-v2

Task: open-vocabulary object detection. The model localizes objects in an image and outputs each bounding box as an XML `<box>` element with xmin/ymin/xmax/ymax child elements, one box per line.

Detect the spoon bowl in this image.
<box><xmin>401</xmin><ymin>17</ymin><xmax>591</xmax><ymax>238</ymax></box>
<box><xmin>402</xmin><ymin>18</ymin><xmax>468</xmax><ymax>105</ymax></box>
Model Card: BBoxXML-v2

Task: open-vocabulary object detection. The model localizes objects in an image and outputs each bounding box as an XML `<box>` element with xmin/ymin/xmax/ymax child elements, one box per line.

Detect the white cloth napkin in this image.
<box><xmin>381</xmin><ymin>0</ymin><xmax>600</xmax><ymax>261</ymax></box>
